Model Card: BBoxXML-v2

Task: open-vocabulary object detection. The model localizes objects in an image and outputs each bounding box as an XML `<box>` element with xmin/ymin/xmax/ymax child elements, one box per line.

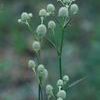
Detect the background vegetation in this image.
<box><xmin>0</xmin><ymin>0</ymin><xmax>100</xmax><ymax>100</ymax></box>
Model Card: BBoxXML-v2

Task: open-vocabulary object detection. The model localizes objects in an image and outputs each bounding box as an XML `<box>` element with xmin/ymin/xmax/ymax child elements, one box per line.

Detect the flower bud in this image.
<box><xmin>46</xmin><ymin>84</ymin><xmax>53</xmax><ymax>97</ymax></box>
<box><xmin>21</xmin><ymin>12</ymin><xmax>30</xmax><ymax>21</ymax></box>
<box><xmin>18</xmin><ymin>19</ymin><xmax>22</xmax><ymax>23</ymax></box>
<box><xmin>57</xmin><ymin>90</ymin><xmax>66</xmax><ymax>99</ymax></box>
<box><xmin>36</xmin><ymin>24</ymin><xmax>47</xmax><ymax>37</ymax></box>
<box><xmin>32</xmin><ymin>41</ymin><xmax>41</xmax><ymax>52</ymax></box>
<box><xmin>48</xmin><ymin>20</ymin><xmax>56</xmax><ymax>29</ymax></box>
<box><xmin>58</xmin><ymin>7</ymin><xmax>69</xmax><ymax>17</ymax></box>
<box><xmin>28</xmin><ymin>60</ymin><xmax>36</xmax><ymax>68</ymax></box>
<box><xmin>47</xmin><ymin>4</ymin><xmax>55</xmax><ymax>14</ymax></box>
<box><xmin>63</xmin><ymin>75</ymin><xmax>69</xmax><ymax>84</ymax></box>
<box><xmin>70</xmin><ymin>4</ymin><xmax>79</xmax><ymax>15</ymax></box>
<box><xmin>39</xmin><ymin>9</ymin><xmax>47</xmax><ymax>17</ymax></box>
<box><xmin>57</xmin><ymin>79</ymin><xmax>64</xmax><ymax>87</ymax></box>
<box><xmin>28</xmin><ymin>13</ymin><xmax>33</xmax><ymax>17</ymax></box>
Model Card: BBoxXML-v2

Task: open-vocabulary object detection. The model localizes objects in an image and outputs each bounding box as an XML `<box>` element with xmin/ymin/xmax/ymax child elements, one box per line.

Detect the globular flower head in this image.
<box><xmin>63</xmin><ymin>75</ymin><xmax>69</xmax><ymax>84</ymax></box>
<box><xmin>57</xmin><ymin>79</ymin><xmax>64</xmax><ymax>87</ymax></box>
<box><xmin>32</xmin><ymin>41</ymin><xmax>41</xmax><ymax>52</ymax></box>
<box><xmin>47</xmin><ymin>4</ymin><xmax>55</xmax><ymax>14</ymax></box>
<box><xmin>57</xmin><ymin>90</ymin><xmax>66</xmax><ymax>99</ymax></box>
<box><xmin>28</xmin><ymin>60</ymin><xmax>36</xmax><ymax>68</ymax></box>
<box><xmin>48</xmin><ymin>20</ymin><xmax>56</xmax><ymax>29</ymax></box>
<box><xmin>70</xmin><ymin>4</ymin><xmax>79</xmax><ymax>15</ymax></box>
<box><xmin>39</xmin><ymin>9</ymin><xmax>47</xmax><ymax>17</ymax></box>
<box><xmin>46</xmin><ymin>84</ymin><xmax>53</xmax><ymax>97</ymax></box>
<box><xmin>58</xmin><ymin>7</ymin><xmax>69</xmax><ymax>17</ymax></box>
<box><xmin>37</xmin><ymin>64</ymin><xmax>48</xmax><ymax>84</ymax></box>
<box><xmin>36</xmin><ymin>24</ymin><xmax>47</xmax><ymax>37</ymax></box>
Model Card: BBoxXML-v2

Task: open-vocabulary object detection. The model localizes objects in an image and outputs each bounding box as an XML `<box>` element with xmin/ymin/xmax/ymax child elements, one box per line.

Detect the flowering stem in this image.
<box><xmin>58</xmin><ymin>18</ymin><xmax>71</xmax><ymax>79</ymax></box>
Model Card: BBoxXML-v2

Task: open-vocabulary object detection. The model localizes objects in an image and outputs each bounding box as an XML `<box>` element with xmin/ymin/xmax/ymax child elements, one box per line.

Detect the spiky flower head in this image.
<box><xmin>28</xmin><ymin>60</ymin><xmax>36</xmax><ymax>68</ymax></box>
<box><xmin>57</xmin><ymin>90</ymin><xmax>66</xmax><ymax>99</ymax></box>
<box><xmin>46</xmin><ymin>84</ymin><xmax>54</xmax><ymax>98</ymax></box>
<box><xmin>47</xmin><ymin>4</ymin><xmax>55</xmax><ymax>14</ymax></box>
<box><xmin>48</xmin><ymin>20</ymin><xmax>56</xmax><ymax>29</ymax></box>
<box><xmin>32</xmin><ymin>41</ymin><xmax>41</xmax><ymax>52</ymax></box>
<box><xmin>57</xmin><ymin>79</ymin><xmax>64</xmax><ymax>87</ymax></box>
<box><xmin>37</xmin><ymin>64</ymin><xmax>48</xmax><ymax>84</ymax></box>
<box><xmin>63</xmin><ymin>75</ymin><xmax>69</xmax><ymax>84</ymax></box>
<box><xmin>58</xmin><ymin>7</ymin><xmax>69</xmax><ymax>17</ymax></box>
<box><xmin>70</xmin><ymin>4</ymin><xmax>79</xmax><ymax>15</ymax></box>
<box><xmin>39</xmin><ymin>9</ymin><xmax>47</xmax><ymax>17</ymax></box>
<box><xmin>36</xmin><ymin>24</ymin><xmax>47</xmax><ymax>37</ymax></box>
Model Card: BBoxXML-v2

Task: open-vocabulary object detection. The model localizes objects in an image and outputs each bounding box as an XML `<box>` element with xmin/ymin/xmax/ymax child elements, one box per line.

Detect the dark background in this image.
<box><xmin>0</xmin><ymin>0</ymin><xmax>100</xmax><ymax>100</ymax></box>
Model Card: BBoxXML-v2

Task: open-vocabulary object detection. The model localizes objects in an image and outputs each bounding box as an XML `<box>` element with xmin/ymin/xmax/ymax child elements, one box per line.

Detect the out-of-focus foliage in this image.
<box><xmin>0</xmin><ymin>0</ymin><xmax>100</xmax><ymax>100</ymax></box>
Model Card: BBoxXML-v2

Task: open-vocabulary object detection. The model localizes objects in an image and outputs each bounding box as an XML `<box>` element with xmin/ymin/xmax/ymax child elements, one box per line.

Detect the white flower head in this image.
<box><xmin>32</xmin><ymin>41</ymin><xmax>41</xmax><ymax>52</ymax></box>
<box><xmin>47</xmin><ymin>4</ymin><xmax>55</xmax><ymax>14</ymax></box>
<box><xmin>58</xmin><ymin>7</ymin><xmax>69</xmax><ymax>17</ymax></box>
<box><xmin>57</xmin><ymin>90</ymin><xmax>66</xmax><ymax>99</ymax></box>
<box><xmin>46</xmin><ymin>84</ymin><xmax>53</xmax><ymax>96</ymax></box>
<box><xmin>48</xmin><ymin>20</ymin><xmax>56</xmax><ymax>29</ymax></box>
<box><xmin>37</xmin><ymin>64</ymin><xmax>48</xmax><ymax>84</ymax></box>
<box><xmin>36</xmin><ymin>24</ymin><xmax>47</xmax><ymax>37</ymax></box>
<box><xmin>63</xmin><ymin>75</ymin><xmax>69</xmax><ymax>84</ymax></box>
<box><xmin>28</xmin><ymin>60</ymin><xmax>36</xmax><ymax>68</ymax></box>
<box><xmin>70</xmin><ymin>4</ymin><xmax>79</xmax><ymax>15</ymax></box>
<box><xmin>57</xmin><ymin>79</ymin><xmax>64</xmax><ymax>87</ymax></box>
<box><xmin>39</xmin><ymin>9</ymin><xmax>47</xmax><ymax>17</ymax></box>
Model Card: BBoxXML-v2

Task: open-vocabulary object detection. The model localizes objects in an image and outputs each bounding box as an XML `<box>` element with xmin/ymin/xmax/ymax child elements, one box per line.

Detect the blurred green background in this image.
<box><xmin>0</xmin><ymin>0</ymin><xmax>100</xmax><ymax>100</ymax></box>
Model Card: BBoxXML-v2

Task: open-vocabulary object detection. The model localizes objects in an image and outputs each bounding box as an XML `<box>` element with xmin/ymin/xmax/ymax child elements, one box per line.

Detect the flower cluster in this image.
<box><xmin>58</xmin><ymin>0</ymin><xmax>79</xmax><ymax>17</ymax></box>
<box><xmin>18</xmin><ymin>0</ymin><xmax>79</xmax><ymax>100</ymax></box>
<box><xmin>46</xmin><ymin>75</ymin><xmax>69</xmax><ymax>100</ymax></box>
<box><xmin>18</xmin><ymin>12</ymin><xmax>32</xmax><ymax>24</ymax></box>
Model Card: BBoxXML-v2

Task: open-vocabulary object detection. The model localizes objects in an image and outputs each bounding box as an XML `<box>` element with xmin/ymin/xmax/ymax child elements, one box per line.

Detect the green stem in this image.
<box><xmin>58</xmin><ymin>54</ymin><xmax>62</xmax><ymax>79</ymax></box>
<box><xmin>38</xmin><ymin>84</ymin><xmax>41</xmax><ymax>100</ymax></box>
<box><xmin>58</xmin><ymin>27</ymin><xmax>65</xmax><ymax>79</ymax></box>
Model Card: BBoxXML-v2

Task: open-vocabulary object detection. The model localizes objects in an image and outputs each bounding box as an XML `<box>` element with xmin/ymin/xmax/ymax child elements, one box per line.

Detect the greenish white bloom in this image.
<box><xmin>39</xmin><ymin>9</ymin><xmax>47</xmax><ymax>17</ymax></box>
<box><xmin>28</xmin><ymin>60</ymin><xmax>36</xmax><ymax>68</ymax></box>
<box><xmin>57</xmin><ymin>90</ymin><xmax>66</xmax><ymax>99</ymax></box>
<box><xmin>63</xmin><ymin>75</ymin><xmax>69</xmax><ymax>84</ymax></box>
<box><xmin>36</xmin><ymin>24</ymin><xmax>47</xmax><ymax>37</ymax></box>
<box><xmin>32</xmin><ymin>41</ymin><xmax>41</xmax><ymax>52</ymax></box>
<box><xmin>57</xmin><ymin>79</ymin><xmax>64</xmax><ymax>87</ymax></box>
<box><xmin>47</xmin><ymin>4</ymin><xmax>55</xmax><ymax>14</ymax></box>
<box><xmin>21</xmin><ymin>12</ymin><xmax>30</xmax><ymax>21</ymax></box>
<box><xmin>37</xmin><ymin>64</ymin><xmax>48</xmax><ymax>84</ymax></box>
<box><xmin>46</xmin><ymin>84</ymin><xmax>53</xmax><ymax>98</ymax></box>
<box><xmin>48</xmin><ymin>20</ymin><xmax>56</xmax><ymax>29</ymax></box>
<box><xmin>70</xmin><ymin>4</ymin><xmax>79</xmax><ymax>15</ymax></box>
<box><xmin>58</xmin><ymin>7</ymin><xmax>69</xmax><ymax>17</ymax></box>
